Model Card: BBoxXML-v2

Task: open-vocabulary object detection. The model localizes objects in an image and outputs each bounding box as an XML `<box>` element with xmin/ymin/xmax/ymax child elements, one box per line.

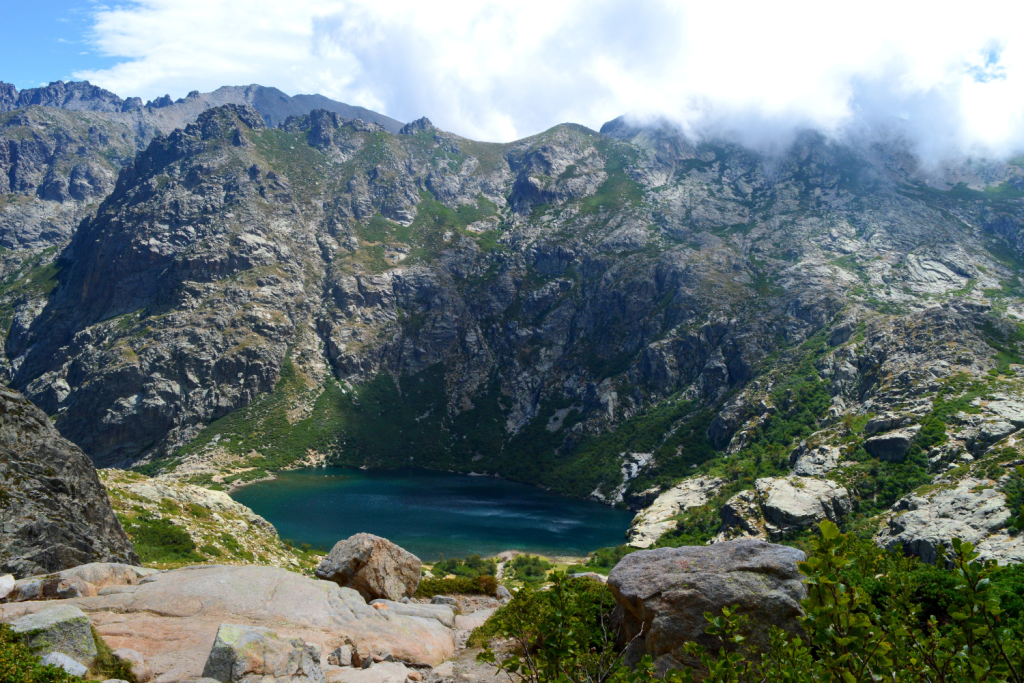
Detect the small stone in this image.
<box><xmin>328</xmin><ymin>645</ymin><xmax>353</xmax><ymax>667</ymax></box>
<box><xmin>0</xmin><ymin>573</ymin><xmax>14</xmax><ymax>600</ymax></box>
<box><xmin>431</xmin><ymin>595</ymin><xmax>457</xmax><ymax>607</ymax></box>
<box><xmin>41</xmin><ymin>652</ymin><xmax>88</xmax><ymax>677</ymax></box>
<box><xmin>408</xmin><ymin>671</ymin><xmax>423</xmax><ymax>681</ymax></box>
<box><xmin>112</xmin><ymin>648</ymin><xmax>154</xmax><ymax>683</ymax></box>
<box><xmin>433</xmin><ymin>662</ymin><xmax>455</xmax><ymax>678</ymax></box>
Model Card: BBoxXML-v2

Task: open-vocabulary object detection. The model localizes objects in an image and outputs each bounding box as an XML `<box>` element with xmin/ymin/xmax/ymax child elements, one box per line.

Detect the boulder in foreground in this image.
<box><xmin>608</xmin><ymin>539</ymin><xmax>806</xmax><ymax>673</ymax></box>
<box><xmin>0</xmin><ymin>387</ymin><xmax>138</xmax><ymax>577</ymax></box>
<box><xmin>203</xmin><ymin>623</ymin><xmax>325</xmax><ymax>683</ymax></box>
<box><xmin>11</xmin><ymin>603</ymin><xmax>98</xmax><ymax>665</ymax></box>
<box><xmin>316</xmin><ymin>533</ymin><xmax>422</xmax><ymax>601</ymax></box>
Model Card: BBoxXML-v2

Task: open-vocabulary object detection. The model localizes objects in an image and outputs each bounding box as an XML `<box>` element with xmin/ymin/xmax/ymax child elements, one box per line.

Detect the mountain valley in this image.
<box><xmin>2</xmin><ymin>80</ymin><xmax>1024</xmax><ymax>564</ymax></box>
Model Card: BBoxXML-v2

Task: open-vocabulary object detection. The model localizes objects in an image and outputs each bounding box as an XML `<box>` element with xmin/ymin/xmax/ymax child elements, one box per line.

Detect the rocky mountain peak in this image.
<box><xmin>400</xmin><ymin>117</ymin><xmax>436</xmax><ymax>134</ymax></box>
<box><xmin>0</xmin><ymin>80</ymin><xmax>130</xmax><ymax>113</ymax></box>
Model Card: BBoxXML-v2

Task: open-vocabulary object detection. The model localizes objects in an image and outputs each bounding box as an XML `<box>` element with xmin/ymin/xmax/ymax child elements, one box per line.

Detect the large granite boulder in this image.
<box><xmin>11</xmin><ymin>603</ymin><xmax>98</xmax><ymax>665</ymax></box>
<box><xmin>875</xmin><ymin>478</ymin><xmax>1018</xmax><ymax>564</ymax></box>
<box><xmin>608</xmin><ymin>539</ymin><xmax>806</xmax><ymax>673</ymax></box>
<box><xmin>627</xmin><ymin>477</ymin><xmax>724</xmax><ymax>548</ymax></box>
<box><xmin>0</xmin><ymin>564</ymin><xmax>455</xmax><ymax>682</ymax></box>
<box><xmin>202</xmin><ymin>624</ymin><xmax>325</xmax><ymax>683</ymax></box>
<box><xmin>863</xmin><ymin>426</ymin><xmax>920</xmax><ymax>462</ymax></box>
<box><xmin>316</xmin><ymin>534</ymin><xmax>421</xmax><ymax>601</ymax></box>
<box><xmin>0</xmin><ymin>387</ymin><xmax>138</xmax><ymax>577</ymax></box>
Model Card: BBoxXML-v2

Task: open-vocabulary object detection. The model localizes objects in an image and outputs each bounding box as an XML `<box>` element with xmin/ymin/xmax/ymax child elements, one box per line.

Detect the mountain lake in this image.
<box><xmin>231</xmin><ymin>467</ymin><xmax>635</xmax><ymax>560</ymax></box>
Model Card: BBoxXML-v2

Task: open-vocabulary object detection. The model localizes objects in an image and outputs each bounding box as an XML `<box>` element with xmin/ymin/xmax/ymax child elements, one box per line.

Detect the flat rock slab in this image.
<box><xmin>325</xmin><ymin>661</ymin><xmax>412</xmax><ymax>683</ymax></box>
<box><xmin>454</xmin><ymin>609</ymin><xmax>493</xmax><ymax>632</ymax></box>
<box><xmin>1</xmin><ymin>565</ymin><xmax>455</xmax><ymax>683</ymax></box>
<box><xmin>370</xmin><ymin>600</ymin><xmax>456</xmax><ymax>629</ymax></box>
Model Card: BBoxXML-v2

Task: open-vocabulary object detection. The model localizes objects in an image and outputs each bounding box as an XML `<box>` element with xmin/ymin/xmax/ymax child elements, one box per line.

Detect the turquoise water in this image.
<box><xmin>231</xmin><ymin>468</ymin><xmax>633</xmax><ymax>560</ymax></box>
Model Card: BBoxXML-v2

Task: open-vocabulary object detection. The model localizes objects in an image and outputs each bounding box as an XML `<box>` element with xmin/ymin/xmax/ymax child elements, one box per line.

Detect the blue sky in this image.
<box><xmin>2</xmin><ymin>1</ymin><xmax>119</xmax><ymax>89</ymax></box>
<box><xmin>5</xmin><ymin>0</ymin><xmax>1024</xmax><ymax>160</ymax></box>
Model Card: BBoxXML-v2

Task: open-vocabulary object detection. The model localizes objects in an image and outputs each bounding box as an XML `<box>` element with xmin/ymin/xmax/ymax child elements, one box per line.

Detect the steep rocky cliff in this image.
<box><xmin>0</xmin><ymin>81</ymin><xmax>402</xmax><ymax>381</ymax></box>
<box><xmin>0</xmin><ymin>386</ymin><xmax>138</xmax><ymax>577</ymax></box>
<box><xmin>4</xmin><ymin>91</ymin><xmax>1024</xmax><ymax>557</ymax></box>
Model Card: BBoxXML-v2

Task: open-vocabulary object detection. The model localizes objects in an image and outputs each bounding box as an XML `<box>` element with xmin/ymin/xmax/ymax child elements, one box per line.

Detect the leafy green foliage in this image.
<box><xmin>432</xmin><ymin>554</ymin><xmax>497</xmax><ymax>579</ymax></box>
<box><xmin>476</xmin><ymin>523</ymin><xmax>1024</xmax><ymax>683</ymax></box>
<box><xmin>125</xmin><ymin>514</ymin><xmax>203</xmax><ymax>564</ymax></box>
<box><xmin>477</xmin><ymin>574</ymin><xmax>626</xmax><ymax>681</ymax></box>
<box><xmin>0</xmin><ymin>624</ymin><xmax>78</xmax><ymax>683</ymax></box>
<box><xmin>508</xmin><ymin>555</ymin><xmax>553</xmax><ymax>586</ymax></box>
<box><xmin>1003</xmin><ymin>466</ymin><xmax>1024</xmax><ymax>531</ymax></box>
<box><xmin>416</xmin><ymin>575</ymin><xmax>498</xmax><ymax>598</ymax></box>
<box><xmin>565</xmin><ymin>545</ymin><xmax>636</xmax><ymax>575</ymax></box>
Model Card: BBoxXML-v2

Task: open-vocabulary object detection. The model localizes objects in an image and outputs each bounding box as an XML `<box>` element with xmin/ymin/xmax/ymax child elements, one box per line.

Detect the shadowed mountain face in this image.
<box><xmin>2</xmin><ymin>95</ymin><xmax>1024</xmax><ymax>541</ymax></box>
<box><xmin>0</xmin><ymin>386</ymin><xmax>138</xmax><ymax>577</ymax></box>
<box><xmin>0</xmin><ymin>81</ymin><xmax>401</xmax><ymax>254</ymax></box>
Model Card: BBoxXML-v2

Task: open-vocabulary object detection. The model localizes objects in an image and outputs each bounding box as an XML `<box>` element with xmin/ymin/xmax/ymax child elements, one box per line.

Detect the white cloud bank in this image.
<box><xmin>75</xmin><ymin>0</ymin><xmax>1024</xmax><ymax>159</ymax></box>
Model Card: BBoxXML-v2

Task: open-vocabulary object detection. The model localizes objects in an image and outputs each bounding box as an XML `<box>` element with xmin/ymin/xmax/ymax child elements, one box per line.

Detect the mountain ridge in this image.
<box><xmin>2</xmin><ymin>88</ymin><xmax>1024</xmax><ymax>556</ymax></box>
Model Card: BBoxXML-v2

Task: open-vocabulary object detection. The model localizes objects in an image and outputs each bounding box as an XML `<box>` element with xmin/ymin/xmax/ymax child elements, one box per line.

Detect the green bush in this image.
<box><xmin>566</xmin><ymin>545</ymin><xmax>636</xmax><ymax>575</ymax></box>
<box><xmin>476</xmin><ymin>523</ymin><xmax>1024</xmax><ymax>683</ymax></box>
<box><xmin>128</xmin><ymin>515</ymin><xmax>203</xmax><ymax>564</ymax></box>
<box><xmin>507</xmin><ymin>555</ymin><xmax>552</xmax><ymax>585</ymax></box>
<box><xmin>433</xmin><ymin>554</ymin><xmax>497</xmax><ymax>579</ymax></box>
<box><xmin>0</xmin><ymin>624</ymin><xmax>79</xmax><ymax>683</ymax></box>
<box><xmin>416</xmin><ymin>575</ymin><xmax>498</xmax><ymax>598</ymax></box>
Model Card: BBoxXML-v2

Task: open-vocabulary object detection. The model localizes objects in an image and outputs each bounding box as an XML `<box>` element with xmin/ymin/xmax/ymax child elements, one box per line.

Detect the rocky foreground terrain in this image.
<box><xmin>1</xmin><ymin>79</ymin><xmax>1024</xmax><ymax>568</ymax></box>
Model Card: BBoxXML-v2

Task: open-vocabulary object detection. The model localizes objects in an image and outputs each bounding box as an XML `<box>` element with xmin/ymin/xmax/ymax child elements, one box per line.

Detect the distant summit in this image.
<box><xmin>0</xmin><ymin>80</ymin><xmax>403</xmax><ymax>133</ymax></box>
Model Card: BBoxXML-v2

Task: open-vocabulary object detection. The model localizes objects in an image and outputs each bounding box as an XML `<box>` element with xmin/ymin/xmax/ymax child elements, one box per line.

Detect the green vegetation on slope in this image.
<box><xmin>474</xmin><ymin>524</ymin><xmax>1024</xmax><ymax>683</ymax></box>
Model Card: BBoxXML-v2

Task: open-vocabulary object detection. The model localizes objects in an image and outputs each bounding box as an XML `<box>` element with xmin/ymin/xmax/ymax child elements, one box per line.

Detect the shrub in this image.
<box><xmin>416</xmin><ymin>575</ymin><xmax>499</xmax><ymax>598</ymax></box>
<box><xmin>0</xmin><ymin>624</ymin><xmax>78</xmax><ymax>683</ymax></box>
<box><xmin>507</xmin><ymin>555</ymin><xmax>552</xmax><ymax>585</ymax></box>
<box><xmin>476</xmin><ymin>522</ymin><xmax>1024</xmax><ymax>683</ymax></box>
<box><xmin>432</xmin><ymin>554</ymin><xmax>497</xmax><ymax>579</ymax></box>
<box><xmin>129</xmin><ymin>515</ymin><xmax>203</xmax><ymax>564</ymax></box>
<box><xmin>566</xmin><ymin>545</ymin><xmax>636</xmax><ymax>575</ymax></box>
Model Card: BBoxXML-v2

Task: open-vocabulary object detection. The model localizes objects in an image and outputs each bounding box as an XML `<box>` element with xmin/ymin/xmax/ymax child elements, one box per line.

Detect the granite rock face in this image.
<box><xmin>716</xmin><ymin>477</ymin><xmax>851</xmax><ymax>541</ymax></box>
<box><xmin>626</xmin><ymin>477</ymin><xmax>724</xmax><ymax>548</ymax></box>
<box><xmin>607</xmin><ymin>539</ymin><xmax>806</xmax><ymax>672</ymax></box>
<box><xmin>875</xmin><ymin>478</ymin><xmax>1017</xmax><ymax>564</ymax></box>
<box><xmin>0</xmin><ymin>387</ymin><xmax>138</xmax><ymax>577</ymax></box>
<box><xmin>789</xmin><ymin>441</ymin><xmax>841</xmax><ymax>476</ymax></box>
<box><xmin>316</xmin><ymin>534</ymin><xmax>422</xmax><ymax>601</ymax></box>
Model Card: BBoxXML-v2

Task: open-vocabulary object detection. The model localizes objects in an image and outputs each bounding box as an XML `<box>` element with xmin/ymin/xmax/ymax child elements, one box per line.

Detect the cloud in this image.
<box><xmin>74</xmin><ymin>0</ymin><xmax>1024</xmax><ymax>160</ymax></box>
